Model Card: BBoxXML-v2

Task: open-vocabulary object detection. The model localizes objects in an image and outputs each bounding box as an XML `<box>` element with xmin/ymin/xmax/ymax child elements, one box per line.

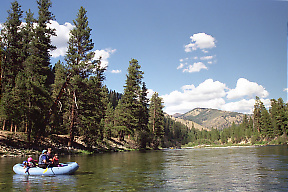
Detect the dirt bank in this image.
<box><xmin>0</xmin><ymin>130</ymin><xmax>134</xmax><ymax>158</ymax></box>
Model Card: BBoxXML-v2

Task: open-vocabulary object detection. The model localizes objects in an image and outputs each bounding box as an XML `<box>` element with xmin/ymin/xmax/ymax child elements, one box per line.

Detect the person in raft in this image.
<box><xmin>52</xmin><ymin>153</ymin><xmax>61</xmax><ymax>167</ymax></box>
<box><xmin>38</xmin><ymin>150</ymin><xmax>50</xmax><ymax>168</ymax></box>
<box><xmin>23</xmin><ymin>161</ymin><xmax>30</xmax><ymax>173</ymax></box>
<box><xmin>47</xmin><ymin>148</ymin><xmax>53</xmax><ymax>162</ymax></box>
<box><xmin>27</xmin><ymin>155</ymin><xmax>37</xmax><ymax>167</ymax></box>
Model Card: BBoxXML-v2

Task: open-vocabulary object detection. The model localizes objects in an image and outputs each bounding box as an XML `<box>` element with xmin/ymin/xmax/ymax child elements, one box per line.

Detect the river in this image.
<box><xmin>0</xmin><ymin>145</ymin><xmax>287</xmax><ymax>191</ymax></box>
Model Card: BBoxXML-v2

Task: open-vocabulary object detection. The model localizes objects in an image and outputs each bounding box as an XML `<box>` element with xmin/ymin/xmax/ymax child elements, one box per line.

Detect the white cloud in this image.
<box><xmin>111</xmin><ymin>69</ymin><xmax>121</xmax><ymax>74</ymax></box>
<box><xmin>200</xmin><ymin>55</ymin><xmax>214</xmax><ymax>60</ymax></box>
<box><xmin>221</xmin><ymin>98</ymin><xmax>271</xmax><ymax>114</ymax></box>
<box><xmin>48</xmin><ymin>20</ymin><xmax>74</xmax><ymax>58</ymax></box>
<box><xmin>227</xmin><ymin>78</ymin><xmax>269</xmax><ymax>100</ymax></box>
<box><xmin>177</xmin><ymin>63</ymin><xmax>185</xmax><ymax>69</ymax></box>
<box><xmin>147</xmin><ymin>89</ymin><xmax>155</xmax><ymax>99</ymax></box>
<box><xmin>47</xmin><ymin>21</ymin><xmax>116</xmax><ymax>69</ymax></box>
<box><xmin>162</xmin><ymin>79</ymin><xmax>228</xmax><ymax>114</ymax></box>
<box><xmin>0</xmin><ymin>23</ymin><xmax>3</xmax><ymax>30</ymax></box>
<box><xmin>93</xmin><ymin>48</ymin><xmax>116</xmax><ymax>68</ymax></box>
<box><xmin>184</xmin><ymin>33</ymin><xmax>216</xmax><ymax>53</ymax></box>
<box><xmin>161</xmin><ymin>78</ymin><xmax>270</xmax><ymax>115</ymax></box>
<box><xmin>284</xmin><ymin>88</ymin><xmax>288</xmax><ymax>92</ymax></box>
<box><xmin>183</xmin><ymin>62</ymin><xmax>208</xmax><ymax>73</ymax></box>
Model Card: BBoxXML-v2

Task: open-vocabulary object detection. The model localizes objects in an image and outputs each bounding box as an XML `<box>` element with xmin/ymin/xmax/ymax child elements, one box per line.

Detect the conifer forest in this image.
<box><xmin>0</xmin><ymin>1</ymin><xmax>287</xmax><ymax>150</ymax></box>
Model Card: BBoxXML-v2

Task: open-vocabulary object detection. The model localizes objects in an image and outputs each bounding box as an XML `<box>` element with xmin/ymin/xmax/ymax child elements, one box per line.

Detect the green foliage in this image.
<box><xmin>1</xmin><ymin>2</ymin><xmax>287</xmax><ymax>151</ymax></box>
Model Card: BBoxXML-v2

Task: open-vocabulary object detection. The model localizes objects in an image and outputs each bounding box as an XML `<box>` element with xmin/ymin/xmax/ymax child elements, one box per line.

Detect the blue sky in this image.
<box><xmin>0</xmin><ymin>0</ymin><xmax>287</xmax><ymax>115</ymax></box>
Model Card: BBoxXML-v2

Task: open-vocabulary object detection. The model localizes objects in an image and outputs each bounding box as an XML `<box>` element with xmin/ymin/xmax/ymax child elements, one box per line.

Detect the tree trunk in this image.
<box><xmin>68</xmin><ymin>91</ymin><xmax>76</xmax><ymax>147</ymax></box>
<box><xmin>10</xmin><ymin>123</ymin><xmax>13</xmax><ymax>132</ymax></box>
<box><xmin>2</xmin><ymin>120</ymin><xmax>5</xmax><ymax>130</ymax></box>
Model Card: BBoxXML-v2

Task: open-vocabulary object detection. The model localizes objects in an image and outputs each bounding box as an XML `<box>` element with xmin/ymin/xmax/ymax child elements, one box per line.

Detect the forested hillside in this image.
<box><xmin>0</xmin><ymin>0</ymin><xmax>186</xmax><ymax>150</ymax></box>
<box><xmin>183</xmin><ymin>97</ymin><xmax>288</xmax><ymax>146</ymax></box>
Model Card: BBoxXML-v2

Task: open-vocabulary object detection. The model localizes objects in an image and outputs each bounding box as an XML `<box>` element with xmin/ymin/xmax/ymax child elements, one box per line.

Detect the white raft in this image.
<box><xmin>13</xmin><ymin>162</ymin><xmax>79</xmax><ymax>175</ymax></box>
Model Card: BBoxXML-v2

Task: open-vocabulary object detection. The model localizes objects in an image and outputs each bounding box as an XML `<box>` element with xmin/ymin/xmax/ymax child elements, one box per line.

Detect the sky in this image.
<box><xmin>0</xmin><ymin>0</ymin><xmax>287</xmax><ymax>115</ymax></box>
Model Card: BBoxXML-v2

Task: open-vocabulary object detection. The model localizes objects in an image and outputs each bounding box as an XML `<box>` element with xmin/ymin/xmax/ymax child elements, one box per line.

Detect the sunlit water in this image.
<box><xmin>0</xmin><ymin>145</ymin><xmax>287</xmax><ymax>191</ymax></box>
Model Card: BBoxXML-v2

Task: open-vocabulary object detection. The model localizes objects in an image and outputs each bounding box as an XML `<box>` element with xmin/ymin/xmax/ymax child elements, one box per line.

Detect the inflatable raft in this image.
<box><xmin>13</xmin><ymin>162</ymin><xmax>79</xmax><ymax>175</ymax></box>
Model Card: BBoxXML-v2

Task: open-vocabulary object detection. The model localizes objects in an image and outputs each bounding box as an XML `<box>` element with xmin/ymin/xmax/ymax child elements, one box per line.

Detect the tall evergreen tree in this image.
<box><xmin>120</xmin><ymin>59</ymin><xmax>144</xmax><ymax>143</ymax></box>
<box><xmin>23</xmin><ymin>0</ymin><xmax>56</xmax><ymax>140</ymax></box>
<box><xmin>270</xmin><ymin>98</ymin><xmax>287</xmax><ymax>137</ymax></box>
<box><xmin>114</xmin><ymin>99</ymin><xmax>128</xmax><ymax>141</ymax></box>
<box><xmin>64</xmin><ymin>6</ymin><xmax>102</xmax><ymax>146</ymax></box>
<box><xmin>0</xmin><ymin>1</ymin><xmax>24</xmax><ymax>131</ymax></box>
<box><xmin>148</xmin><ymin>92</ymin><xmax>164</xmax><ymax>149</ymax></box>
<box><xmin>253</xmin><ymin>96</ymin><xmax>264</xmax><ymax>133</ymax></box>
<box><xmin>49</xmin><ymin>61</ymin><xmax>69</xmax><ymax>134</ymax></box>
<box><xmin>137</xmin><ymin>82</ymin><xmax>149</xmax><ymax>148</ymax></box>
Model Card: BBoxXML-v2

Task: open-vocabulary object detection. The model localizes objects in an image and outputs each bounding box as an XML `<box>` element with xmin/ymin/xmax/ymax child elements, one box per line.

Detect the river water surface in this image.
<box><xmin>0</xmin><ymin>145</ymin><xmax>287</xmax><ymax>191</ymax></box>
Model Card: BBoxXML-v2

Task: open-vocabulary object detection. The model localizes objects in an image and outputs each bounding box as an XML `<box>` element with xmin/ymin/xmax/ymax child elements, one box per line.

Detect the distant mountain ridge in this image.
<box><xmin>172</xmin><ymin>108</ymin><xmax>250</xmax><ymax>130</ymax></box>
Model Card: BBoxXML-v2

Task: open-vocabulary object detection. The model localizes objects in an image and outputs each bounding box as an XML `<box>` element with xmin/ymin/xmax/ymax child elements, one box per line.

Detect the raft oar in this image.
<box><xmin>43</xmin><ymin>164</ymin><xmax>49</xmax><ymax>174</ymax></box>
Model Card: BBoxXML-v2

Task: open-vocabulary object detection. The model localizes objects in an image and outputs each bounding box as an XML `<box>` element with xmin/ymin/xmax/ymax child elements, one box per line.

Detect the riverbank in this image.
<box><xmin>182</xmin><ymin>135</ymin><xmax>287</xmax><ymax>149</ymax></box>
<box><xmin>0</xmin><ymin>130</ymin><xmax>135</xmax><ymax>158</ymax></box>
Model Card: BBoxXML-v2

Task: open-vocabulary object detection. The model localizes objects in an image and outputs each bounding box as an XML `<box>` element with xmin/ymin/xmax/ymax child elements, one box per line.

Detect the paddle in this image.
<box><xmin>43</xmin><ymin>164</ymin><xmax>49</xmax><ymax>174</ymax></box>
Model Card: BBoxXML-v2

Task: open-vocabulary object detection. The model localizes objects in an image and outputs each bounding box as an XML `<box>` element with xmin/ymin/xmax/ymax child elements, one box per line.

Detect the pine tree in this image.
<box><xmin>23</xmin><ymin>0</ymin><xmax>56</xmax><ymax>140</ymax></box>
<box><xmin>114</xmin><ymin>99</ymin><xmax>128</xmax><ymax>141</ymax></box>
<box><xmin>260</xmin><ymin>107</ymin><xmax>273</xmax><ymax>139</ymax></box>
<box><xmin>0</xmin><ymin>1</ymin><xmax>24</xmax><ymax>131</ymax></box>
<box><xmin>253</xmin><ymin>96</ymin><xmax>264</xmax><ymax>133</ymax></box>
<box><xmin>148</xmin><ymin>92</ymin><xmax>165</xmax><ymax>149</ymax></box>
<box><xmin>137</xmin><ymin>82</ymin><xmax>149</xmax><ymax>148</ymax></box>
<box><xmin>270</xmin><ymin>98</ymin><xmax>287</xmax><ymax>137</ymax></box>
<box><xmin>64</xmin><ymin>6</ymin><xmax>102</xmax><ymax>146</ymax></box>
<box><xmin>120</xmin><ymin>59</ymin><xmax>144</xmax><ymax>142</ymax></box>
<box><xmin>49</xmin><ymin>61</ymin><xmax>69</xmax><ymax>134</ymax></box>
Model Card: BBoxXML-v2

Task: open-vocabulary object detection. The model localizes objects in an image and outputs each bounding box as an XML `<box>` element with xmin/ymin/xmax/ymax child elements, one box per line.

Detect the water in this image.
<box><xmin>0</xmin><ymin>145</ymin><xmax>287</xmax><ymax>191</ymax></box>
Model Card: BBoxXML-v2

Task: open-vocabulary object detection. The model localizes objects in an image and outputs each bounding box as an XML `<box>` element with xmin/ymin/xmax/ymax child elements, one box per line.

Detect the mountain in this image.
<box><xmin>174</xmin><ymin>108</ymin><xmax>251</xmax><ymax>130</ymax></box>
<box><xmin>165</xmin><ymin>113</ymin><xmax>209</xmax><ymax>131</ymax></box>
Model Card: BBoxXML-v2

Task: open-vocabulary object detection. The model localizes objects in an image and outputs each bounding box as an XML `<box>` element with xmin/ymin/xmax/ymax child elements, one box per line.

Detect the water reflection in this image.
<box><xmin>3</xmin><ymin>146</ymin><xmax>288</xmax><ymax>191</ymax></box>
<box><xmin>73</xmin><ymin>151</ymin><xmax>166</xmax><ymax>191</ymax></box>
<box><xmin>13</xmin><ymin>174</ymin><xmax>77</xmax><ymax>191</ymax></box>
<box><xmin>161</xmin><ymin>146</ymin><xmax>288</xmax><ymax>191</ymax></box>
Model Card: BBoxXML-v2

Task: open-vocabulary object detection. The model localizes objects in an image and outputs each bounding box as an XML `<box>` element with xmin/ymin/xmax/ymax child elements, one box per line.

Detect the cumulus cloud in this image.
<box><xmin>111</xmin><ymin>69</ymin><xmax>121</xmax><ymax>74</ymax></box>
<box><xmin>47</xmin><ymin>20</ymin><xmax>116</xmax><ymax>69</ymax></box>
<box><xmin>184</xmin><ymin>33</ymin><xmax>216</xmax><ymax>53</ymax></box>
<box><xmin>179</xmin><ymin>33</ymin><xmax>216</xmax><ymax>72</ymax></box>
<box><xmin>221</xmin><ymin>98</ymin><xmax>271</xmax><ymax>114</ymax></box>
<box><xmin>93</xmin><ymin>48</ymin><xmax>116</xmax><ymax>69</ymax></box>
<box><xmin>183</xmin><ymin>62</ymin><xmax>208</xmax><ymax>73</ymax></box>
<box><xmin>162</xmin><ymin>79</ymin><xmax>228</xmax><ymax>114</ymax></box>
<box><xmin>48</xmin><ymin>20</ymin><xmax>74</xmax><ymax>58</ymax></box>
<box><xmin>227</xmin><ymin>78</ymin><xmax>269</xmax><ymax>99</ymax></box>
<box><xmin>161</xmin><ymin>78</ymin><xmax>270</xmax><ymax>115</ymax></box>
